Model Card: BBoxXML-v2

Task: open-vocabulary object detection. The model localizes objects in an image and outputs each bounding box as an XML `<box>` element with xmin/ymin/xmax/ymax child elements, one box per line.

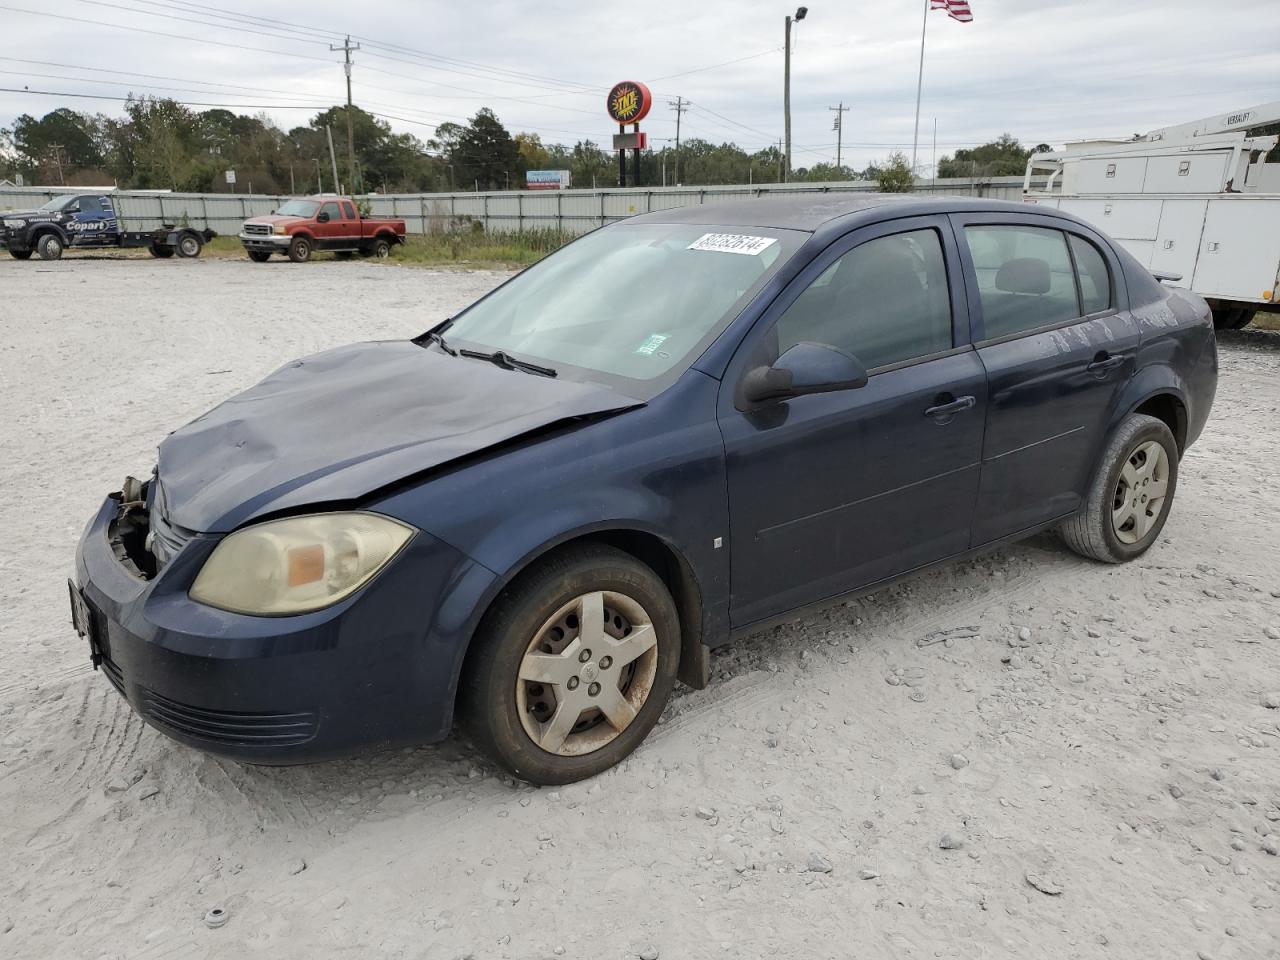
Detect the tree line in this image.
<box><xmin>0</xmin><ymin>96</ymin><xmax>1049</xmax><ymax>193</ymax></box>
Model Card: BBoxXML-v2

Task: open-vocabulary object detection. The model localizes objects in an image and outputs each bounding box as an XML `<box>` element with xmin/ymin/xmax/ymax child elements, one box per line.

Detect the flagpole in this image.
<box><xmin>911</xmin><ymin>0</ymin><xmax>929</xmax><ymax>175</ymax></box>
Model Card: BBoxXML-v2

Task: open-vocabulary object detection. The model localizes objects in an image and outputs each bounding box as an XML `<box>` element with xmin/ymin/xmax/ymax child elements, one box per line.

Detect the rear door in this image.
<box><xmin>953</xmin><ymin>212</ymin><xmax>1139</xmax><ymax>546</ymax></box>
<box><xmin>718</xmin><ymin>216</ymin><xmax>987</xmax><ymax>627</ymax></box>
<box><xmin>340</xmin><ymin>200</ymin><xmax>362</xmax><ymax>245</ymax></box>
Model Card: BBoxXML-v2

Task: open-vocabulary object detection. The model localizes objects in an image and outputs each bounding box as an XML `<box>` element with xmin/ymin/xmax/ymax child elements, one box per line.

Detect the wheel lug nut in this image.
<box><xmin>588</xmin><ymin>682</ymin><xmax>601</xmax><ymax>696</ymax></box>
<box><xmin>567</xmin><ymin>676</ymin><xmax>579</xmax><ymax>690</ymax></box>
<box><xmin>579</xmin><ymin>649</ymin><xmax>592</xmax><ymax>663</ymax></box>
<box><xmin>599</xmin><ymin>656</ymin><xmax>612</xmax><ymax>669</ymax></box>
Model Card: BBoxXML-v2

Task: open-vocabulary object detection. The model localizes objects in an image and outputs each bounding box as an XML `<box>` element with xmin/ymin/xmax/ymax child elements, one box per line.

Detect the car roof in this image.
<box><xmin>631</xmin><ymin>192</ymin><xmax>1060</xmax><ymax>232</ymax></box>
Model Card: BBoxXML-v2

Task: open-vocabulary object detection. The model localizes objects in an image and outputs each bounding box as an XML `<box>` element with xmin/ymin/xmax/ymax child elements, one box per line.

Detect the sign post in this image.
<box><xmin>606</xmin><ymin>81</ymin><xmax>652</xmax><ymax>188</ymax></box>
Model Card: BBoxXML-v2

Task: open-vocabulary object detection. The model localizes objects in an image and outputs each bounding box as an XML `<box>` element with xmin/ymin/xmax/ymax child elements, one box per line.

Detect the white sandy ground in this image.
<box><xmin>0</xmin><ymin>254</ymin><xmax>1278</xmax><ymax>960</ymax></box>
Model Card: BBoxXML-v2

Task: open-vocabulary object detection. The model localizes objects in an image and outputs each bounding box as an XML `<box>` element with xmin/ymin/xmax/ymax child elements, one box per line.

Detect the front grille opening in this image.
<box><xmin>109</xmin><ymin>494</ymin><xmax>156</xmax><ymax>579</ymax></box>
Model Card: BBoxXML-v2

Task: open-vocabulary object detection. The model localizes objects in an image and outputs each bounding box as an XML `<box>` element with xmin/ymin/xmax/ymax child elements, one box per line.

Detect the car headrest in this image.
<box><xmin>995</xmin><ymin>257</ymin><xmax>1050</xmax><ymax>295</ymax></box>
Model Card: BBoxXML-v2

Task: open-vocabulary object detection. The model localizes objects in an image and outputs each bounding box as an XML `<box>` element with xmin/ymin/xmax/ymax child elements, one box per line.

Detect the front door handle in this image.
<box><xmin>1087</xmin><ymin>352</ymin><xmax>1126</xmax><ymax>375</ymax></box>
<box><xmin>924</xmin><ymin>395</ymin><xmax>976</xmax><ymax>422</ymax></box>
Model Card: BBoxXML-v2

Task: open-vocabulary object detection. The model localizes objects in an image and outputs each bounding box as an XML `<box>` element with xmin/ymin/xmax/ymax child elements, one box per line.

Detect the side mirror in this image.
<box><xmin>741</xmin><ymin>341</ymin><xmax>869</xmax><ymax>405</ymax></box>
<box><xmin>316</xmin><ymin>211</ymin><xmax>330</xmax><ymax>223</ymax></box>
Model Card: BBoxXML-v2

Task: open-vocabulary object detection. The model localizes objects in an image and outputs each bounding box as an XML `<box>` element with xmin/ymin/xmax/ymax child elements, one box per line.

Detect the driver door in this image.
<box><xmin>717</xmin><ymin>217</ymin><xmax>987</xmax><ymax>628</ymax></box>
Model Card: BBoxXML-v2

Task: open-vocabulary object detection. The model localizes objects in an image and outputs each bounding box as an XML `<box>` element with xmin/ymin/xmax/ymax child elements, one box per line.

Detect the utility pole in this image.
<box><xmin>49</xmin><ymin>143</ymin><xmax>65</xmax><ymax>185</ymax></box>
<box><xmin>783</xmin><ymin>7</ymin><xmax>808</xmax><ymax>182</ymax></box>
<box><xmin>668</xmin><ymin>97</ymin><xmax>687</xmax><ymax>185</ymax></box>
<box><xmin>325</xmin><ymin>125</ymin><xmax>340</xmax><ymax>195</ymax></box>
<box><xmin>829</xmin><ymin>102</ymin><xmax>849</xmax><ymax>171</ymax></box>
<box><xmin>330</xmin><ymin>35</ymin><xmax>361</xmax><ymax>195</ymax></box>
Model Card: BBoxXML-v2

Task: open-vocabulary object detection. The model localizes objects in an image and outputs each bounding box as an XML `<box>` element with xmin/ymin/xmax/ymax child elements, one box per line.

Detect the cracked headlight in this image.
<box><xmin>190</xmin><ymin>513</ymin><xmax>415</xmax><ymax>615</ymax></box>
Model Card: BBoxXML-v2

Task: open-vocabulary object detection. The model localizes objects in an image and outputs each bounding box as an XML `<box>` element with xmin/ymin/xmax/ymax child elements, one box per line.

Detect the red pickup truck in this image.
<box><xmin>238</xmin><ymin>196</ymin><xmax>406</xmax><ymax>263</ymax></box>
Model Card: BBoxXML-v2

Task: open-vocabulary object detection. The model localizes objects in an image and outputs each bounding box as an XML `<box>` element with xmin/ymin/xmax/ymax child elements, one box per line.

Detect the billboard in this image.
<box><xmin>527</xmin><ymin>170</ymin><xmax>571</xmax><ymax>190</ymax></box>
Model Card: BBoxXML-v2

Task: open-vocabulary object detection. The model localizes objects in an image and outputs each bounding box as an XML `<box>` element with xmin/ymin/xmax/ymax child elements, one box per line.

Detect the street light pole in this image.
<box><xmin>783</xmin><ymin>6</ymin><xmax>807</xmax><ymax>183</ymax></box>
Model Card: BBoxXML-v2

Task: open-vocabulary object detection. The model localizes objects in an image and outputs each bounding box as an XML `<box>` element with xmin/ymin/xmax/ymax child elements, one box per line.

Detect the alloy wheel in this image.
<box><xmin>515</xmin><ymin>590</ymin><xmax>658</xmax><ymax>757</ymax></box>
<box><xmin>1112</xmin><ymin>439</ymin><xmax>1169</xmax><ymax>544</ymax></box>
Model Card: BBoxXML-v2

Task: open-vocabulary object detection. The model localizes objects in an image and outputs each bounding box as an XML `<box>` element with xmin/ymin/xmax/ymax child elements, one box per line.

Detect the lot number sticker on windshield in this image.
<box><xmin>687</xmin><ymin>233</ymin><xmax>778</xmax><ymax>256</ymax></box>
<box><xmin>635</xmin><ymin>333</ymin><xmax>669</xmax><ymax>356</ymax></box>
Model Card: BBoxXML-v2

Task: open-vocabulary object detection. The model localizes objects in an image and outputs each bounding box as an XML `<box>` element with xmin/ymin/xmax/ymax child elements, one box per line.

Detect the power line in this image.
<box><xmin>0</xmin><ymin>4</ymin><xmax>338</xmax><ymax>63</ymax></box>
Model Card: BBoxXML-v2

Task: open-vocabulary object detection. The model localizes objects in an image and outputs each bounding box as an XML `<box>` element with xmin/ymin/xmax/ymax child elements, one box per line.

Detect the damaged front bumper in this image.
<box><xmin>71</xmin><ymin>487</ymin><xmax>497</xmax><ymax>763</ymax></box>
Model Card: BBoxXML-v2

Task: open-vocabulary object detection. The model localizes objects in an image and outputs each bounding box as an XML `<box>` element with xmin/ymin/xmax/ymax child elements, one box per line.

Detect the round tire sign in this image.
<box><xmin>606</xmin><ymin>81</ymin><xmax>653</xmax><ymax>125</ymax></box>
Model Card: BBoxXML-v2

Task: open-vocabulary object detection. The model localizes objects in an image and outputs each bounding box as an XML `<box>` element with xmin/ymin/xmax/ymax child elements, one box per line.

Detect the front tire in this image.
<box><xmin>1060</xmin><ymin>413</ymin><xmax>1178</xmax><ymax>563</ymax></box>
<box><xmin>247</xmin><ymin>250</ymin><xmax>271</xmax><ymax>263</ymax></box>
<box><xmin>458</xmin><ymin>545</ymin><xmax>680</xmax><ymax>785</ymax></box>
<box><xmin>36</xmin><ymin>234</ymin><xmax>64</xmax><ymax>261</ymax></box>
<box><xmin>287</xmin><ymin>236</ymin><xmax>312</xmax><ymax>263</ymax></box>
<box><xmin>8</xmin><ymin>249</ymin><xmax>32</xmax><ymax>260</ymax></box>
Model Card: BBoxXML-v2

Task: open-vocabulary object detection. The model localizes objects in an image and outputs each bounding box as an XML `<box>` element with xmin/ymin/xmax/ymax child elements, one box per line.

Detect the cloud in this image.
<box><xmin>1</xmin><ymin>0</ymin><xmax>1275</xmax><ymax>174</ymax></box>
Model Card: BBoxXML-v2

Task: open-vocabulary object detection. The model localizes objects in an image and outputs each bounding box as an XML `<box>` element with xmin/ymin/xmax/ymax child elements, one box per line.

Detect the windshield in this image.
<box><xmin>38</xmin><ymin>195</ymin><xmax>78</xmax><ymax>211</ymax></box>
<box><xmin>275</xmin><ymin>199</ymin><xmax>320</xmax><ymax>217</ymax></box>
<box><xmin>444</xmin><ymin>221</ymin><xmax>805</xmax><ymax>385</ymax></box>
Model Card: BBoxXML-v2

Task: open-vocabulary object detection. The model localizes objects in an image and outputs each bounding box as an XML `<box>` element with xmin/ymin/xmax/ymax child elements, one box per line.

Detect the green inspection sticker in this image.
<box><xmin>635</xmin><ymin>333</ymin><xmax>669</xmax><ymax>356</ymax></box>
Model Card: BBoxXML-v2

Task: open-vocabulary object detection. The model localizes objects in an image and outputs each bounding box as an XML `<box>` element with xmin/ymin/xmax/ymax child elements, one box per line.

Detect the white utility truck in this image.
<box><xmin>1023</xmin><ymin>102</ymin><xmax>1280</xmax><ymax>329</ymax></box>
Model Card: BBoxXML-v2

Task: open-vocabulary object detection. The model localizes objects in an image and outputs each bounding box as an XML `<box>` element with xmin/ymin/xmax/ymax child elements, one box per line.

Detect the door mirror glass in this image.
<box><xmin>742</xmin><ymin>341</ymin><xmax>868</xmax><ymax>404</ymax></box>
<box><xmin>316</xmin><ymin>211</ymin><xmax>330</xmax><ymax>223</ymax></box>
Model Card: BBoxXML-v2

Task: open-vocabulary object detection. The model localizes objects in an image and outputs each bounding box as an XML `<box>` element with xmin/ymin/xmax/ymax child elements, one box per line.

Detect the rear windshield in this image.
<box><xmin>444</xmin><ymin>221</ymin><xmax>806</xmax><ymax>389</ymax></box>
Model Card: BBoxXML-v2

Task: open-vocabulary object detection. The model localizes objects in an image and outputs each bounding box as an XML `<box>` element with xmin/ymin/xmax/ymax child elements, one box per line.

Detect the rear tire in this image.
<box><xmin>176</xmin><ymin>232</ymin><xmax>202</xmax><ymax>258</ymax></box>
<box><xmin>8</xmin><ymin>249</ymin><xmax>32</xmax><ymax>260</ymax></box>
<box><xmin>369</xmin><ymin>237</ymin><xmax>392</xmax><ymax>259</ymax></box>
<box><xmin>457</xmin><ymin>544</ymin><xmax>680</xmax><ymax>785</ymax></box>
<box><xmin>148</xmin><ymin>242</ymin><xmax>174</xmax><ymax>259</ymax></box>
<box><xmin>287</xmin><ymin>236</ymin><xmax>312</xmax><ymax>263</ymax></box>
<box><xmin>247</xmin><ymin>250</ymin><xmax>271</xmax><ymax>263</ymax></box>
<box><xmin>1229</xmin><ymin>308</ymin><xmax>1255</xmax><ymax>330</ymax></box>
<box><xmin>1212</xmin><ymin>305</ymin><xmax>1254</xmax><ymax>330</ymax></box>
<box><xmin>36</xmin><ymin>234</ymin><xmax>64</xmax><ymax>261</ymax></box>
<box><xmin>1059</xmin><ymin>413</ymin><xmax>1178</xmax><ymax>563</ymax></box>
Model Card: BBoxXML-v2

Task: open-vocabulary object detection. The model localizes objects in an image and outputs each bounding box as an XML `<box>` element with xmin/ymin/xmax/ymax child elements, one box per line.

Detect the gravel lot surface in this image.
<box><xmin>1</xmin><ymin>256</ymin><xmax>1278</xmax><ymax>960</ymax></box>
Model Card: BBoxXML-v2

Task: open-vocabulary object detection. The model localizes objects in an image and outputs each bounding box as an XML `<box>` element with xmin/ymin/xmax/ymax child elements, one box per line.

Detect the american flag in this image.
<box><xmin>930</xmin><ymin>0</ymin><xmax>973</xmax><ymax>23</ymax></box>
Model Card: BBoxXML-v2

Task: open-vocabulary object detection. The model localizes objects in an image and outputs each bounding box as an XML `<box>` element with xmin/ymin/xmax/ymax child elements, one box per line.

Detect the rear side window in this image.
<box><xmin>966</xmin><ymin>225</ymin><xmax>1079</xmax><ymax>339</ymax></box>
<box><xmin>320</xmin><ymin>201</ymin><xmax>341</xmax><ymax>220</ymax></box>
<box><xmin>775</xmin><ymin>228</ymin><xmax>952</xmax><ymax>370</ymax></box>
<box><xmin>1069</xmin><ymin>234</ymin><xmax>1112</xmax><ymax>314</ymax></box>
<box><xmin>342</xmin><ymin>202</ymin><xmax>356</xmax><ymax>219</ymax></box>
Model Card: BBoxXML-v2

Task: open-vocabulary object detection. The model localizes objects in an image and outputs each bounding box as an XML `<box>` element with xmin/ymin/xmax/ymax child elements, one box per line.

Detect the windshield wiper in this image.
<box><xmin>425</xmin><ymin>330</ymin><xmax>456</xmax><ymax>355</ymax></box>
<box><xmin>459</xmin><ymin>348</ymin><xmax>557</xmax><ymax>378</ymax></box>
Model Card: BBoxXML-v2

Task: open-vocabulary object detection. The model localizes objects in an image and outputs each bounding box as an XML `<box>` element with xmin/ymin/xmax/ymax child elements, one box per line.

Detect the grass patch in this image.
<box><xmin>1252</xmin><ymin>312</ymin><xmax>1280</xmax><ymax>331</ymax></box>
<box><xmin>202</xmin><ymin>229</ymin><xmax>571</xmax><ymax>269</ymax></box>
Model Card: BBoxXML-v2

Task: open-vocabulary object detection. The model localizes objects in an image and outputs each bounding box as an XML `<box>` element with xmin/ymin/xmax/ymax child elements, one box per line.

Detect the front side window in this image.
<box><xmin>774</xmin><ymin>229</ymin><xmax>953</xmax><ymax>370</ymax></box>
<box><xmin>965</xmin><ymin>225</ymin><xmax>1080</xmax><ymax>339</ymax></box>
<box><xmin>445</xmin><ymin>222</ymin><xmax>806</xmax><ymax>386</ymax></box>
<box><xmin>320</xmin><ymin>201</ymin><xmax>341</xmax><ymax>221</ymax></box>
<box><xmin>76</xmin><ymin>196</ymin><xmax>103</xmax><ymax>214</ymax></box>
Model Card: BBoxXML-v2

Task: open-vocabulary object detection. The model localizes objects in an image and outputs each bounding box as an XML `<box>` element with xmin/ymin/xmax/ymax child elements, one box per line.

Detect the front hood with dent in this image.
<box><xmin>156</xmin><ymin>340</ymin><xmax>644</xmax><ymax>533</ymax></box>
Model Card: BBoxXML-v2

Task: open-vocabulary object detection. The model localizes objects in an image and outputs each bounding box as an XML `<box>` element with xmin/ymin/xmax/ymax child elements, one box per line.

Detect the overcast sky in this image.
<box><xmin>1</xmin><ymin>0</ymin><xmax>1276</xmax><ymax>175</ymax></box>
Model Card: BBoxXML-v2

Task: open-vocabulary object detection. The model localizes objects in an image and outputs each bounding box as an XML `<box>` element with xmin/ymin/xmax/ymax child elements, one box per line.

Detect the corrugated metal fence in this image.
<box><xmin>0</xmin><ymin>177</ymin><xmax>1037</xmax><ymax>237</ymax></box>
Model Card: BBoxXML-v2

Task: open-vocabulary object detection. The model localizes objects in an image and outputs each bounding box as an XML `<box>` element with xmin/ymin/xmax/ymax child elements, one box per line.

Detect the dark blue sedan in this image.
<box><xmin>71</xmin><ymin>195</ymin><xmax>1217</xmax><ymax>784</ymax></box>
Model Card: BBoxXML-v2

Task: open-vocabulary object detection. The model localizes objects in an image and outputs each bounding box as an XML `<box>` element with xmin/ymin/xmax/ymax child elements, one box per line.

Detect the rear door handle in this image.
<box><xmin>924</xmin><ymin>395</ymin><xmax>976</xmax><ymax>421</ymax></box>
<box><xmin>1087</xmin><ymin>352</ymin><xmax>1126</xmax><ymax>375</ymax></box>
